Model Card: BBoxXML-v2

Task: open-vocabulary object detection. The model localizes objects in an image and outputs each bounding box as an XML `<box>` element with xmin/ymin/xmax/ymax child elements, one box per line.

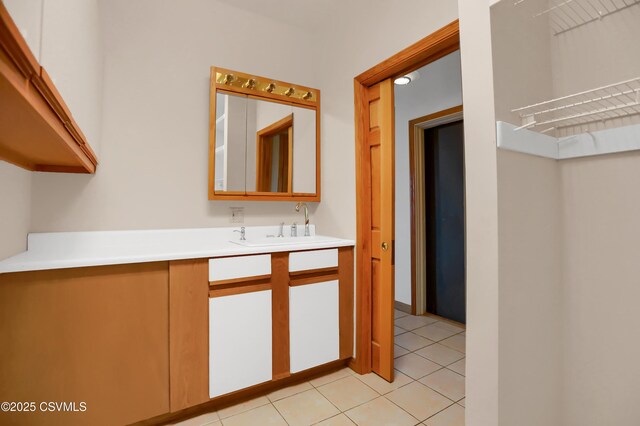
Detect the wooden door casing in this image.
<box><xmin>353</xmin><ymin>19</ymin><xmax>459</xmax><ymax>382</ymax></box>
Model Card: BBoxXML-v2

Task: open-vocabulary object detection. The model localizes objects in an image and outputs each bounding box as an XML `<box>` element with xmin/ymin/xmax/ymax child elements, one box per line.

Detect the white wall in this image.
<box><xmin>393</xmin><ymin>51</ymin><xmax>463</xmax><ymax>306</ymax></box>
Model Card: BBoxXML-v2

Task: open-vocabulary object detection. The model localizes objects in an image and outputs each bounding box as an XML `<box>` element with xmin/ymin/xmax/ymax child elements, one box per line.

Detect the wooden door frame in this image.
<box><xmin>352</xmin><ymin>20</ymin><xmax>460</xmax><ymax>374</ymax></box>
<box><xmin>409</xmin><ymin>106</ymin><xmax>464</xmax><ymax>316</ymax></box>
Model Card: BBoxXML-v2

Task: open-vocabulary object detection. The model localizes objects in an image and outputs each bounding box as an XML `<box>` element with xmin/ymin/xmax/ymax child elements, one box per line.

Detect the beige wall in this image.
<box><xmin>2</xmin><ymin>0</ymin><xmax>43</xmax><ymax>59</ymax></box>
<box><xmin>550</xmin><ymin>4</ymin><xmax>640</xmax><ymax>98</ymax></box>
<box><xmin>554</xmin><ymin>7</ymin><xmax>640</xmax><ymax>423</ymax></box>
<box><xmin>1</xmin><ymin>1</ymin><xmax>38</xmax><ymax>258</ymax></box>
<box><xmin>39</xmin><ymin>0</ymin><xmax>104</xmax><ymax>155</ymax></box>
<box><xmin>550</xmin><ymin>2</ymin><xmax>640</xmax><ymax>137</ymax></box>
<box><xmin>0</xmin><ymin>162</ymin><xmax>31</xmax><ymax>259</ymax></box>
<box><xmin>497</xmin><ymin>150</ymin><xmax>563</xmax><ymax>425</ymax></box>
<box><xmin>491</xmin><ymin>0</ymin><xmax>640</xmax><ymax>424</ymax></box>
<box><xmin>490</xmin><ymin>0</ymin><xmax>553</xmax><ymax>125</ymax></box>
<box><xmin>0</xmin><ymin>0</ymin><xmax>102</xmax><ymax>258</ymax></box>
<box><xmin>29</xmin><ymin>0</ymin><xmax>322</xmax><ymax>234</ymax></box>
<box><xmin>491</xmin><ymin>1</ymin><xmax>563</xmax><ymax>424</ymax></box>
<box><xmin>560</xmin><ymin>152</ymin><xmax>640</xmax><ymax>425</ymax></box>
<box><xmin>26</xmin><ymin>0</ymin><xmax>461</xmax><ymax>238</ymax></box>
<box><xmin>310</xmin><ymin>0</ymin><xmax>460</xmax><ymax>240</ymax></box>
<box><xmin>3</xmin><ymin>2</ymin><xmax>507</xmax><ymax>425</ymax></box>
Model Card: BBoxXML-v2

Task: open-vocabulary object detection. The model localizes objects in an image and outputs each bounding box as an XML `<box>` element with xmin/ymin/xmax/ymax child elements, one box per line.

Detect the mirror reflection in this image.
<box><xmin>245</xmin><ymin>99</ymin><xmax>293</xmax><ymax>193</ymax></box>
<box><xmin>214</xmin><ymin>92</ymin><xmax>317</xmax><ymax>195</ymax></box>
<box><xmin>214</xmin><ymin>92</ymin><xmax>246</xmax><ymax>192</ymax></box>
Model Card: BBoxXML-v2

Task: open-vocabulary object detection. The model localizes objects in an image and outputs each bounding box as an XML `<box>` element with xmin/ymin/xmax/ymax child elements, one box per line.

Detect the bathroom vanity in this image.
<box><xmin>0</xmin><ymin>226</ymin><xmax>354</xmax><ymax>425</ymax></box>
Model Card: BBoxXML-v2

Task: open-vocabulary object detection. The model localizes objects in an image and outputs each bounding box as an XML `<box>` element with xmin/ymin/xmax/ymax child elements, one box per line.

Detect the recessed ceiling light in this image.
<box><xmin>394</xmin><ymin>76</ymin><xmax>412</xmax><ymax>85</ymax></box>
<box><xmin>394</xmin><ymin>71</ymin><xmax>421</xmax><ymax>86</ymax></box>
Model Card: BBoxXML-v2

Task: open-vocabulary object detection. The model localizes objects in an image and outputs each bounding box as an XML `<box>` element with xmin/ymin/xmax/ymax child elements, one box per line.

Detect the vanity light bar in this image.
<box><xmin>213</xmin><ymin>67</ymin><xmax>318</xmax><ymax>103</ymax></box>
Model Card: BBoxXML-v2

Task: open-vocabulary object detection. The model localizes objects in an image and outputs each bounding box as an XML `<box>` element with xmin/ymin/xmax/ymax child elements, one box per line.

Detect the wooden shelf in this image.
<box><xmin>0</xmin><ymin>3</ymin><xmax>97</xmax><ymax>173</ymax></box>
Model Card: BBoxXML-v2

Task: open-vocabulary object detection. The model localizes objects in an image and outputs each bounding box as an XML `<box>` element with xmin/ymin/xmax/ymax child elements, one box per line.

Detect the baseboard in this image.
<box><xmin>135</xmin><ymin>359</ymin><xmax>350</xmax><ymax>425</ymax></box>
<box><xmin>394</xmin><ymin>300</ymin><xmax>412</xmax><ymax>314</ymax></box>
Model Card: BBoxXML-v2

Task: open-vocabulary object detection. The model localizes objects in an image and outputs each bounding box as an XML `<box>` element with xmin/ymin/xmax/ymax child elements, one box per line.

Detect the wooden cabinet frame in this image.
<box><xmin>208</xmin><ymin>66</ymin><xmax>321</xmax><ymax>201</ymax></box>
<box><xmin>166</xmin><ymin>247</ymin><xmax>353</xmax><ymax>421</ymax></box>
<box><xmin>0</xmin><ymin>3</ymin><xmax>98</xmax><ymax>173</ymax></box>
<box><xmin>0</xmin><ymin>246</ymin><xmax>353</xmax><ymax>425</ymax></box>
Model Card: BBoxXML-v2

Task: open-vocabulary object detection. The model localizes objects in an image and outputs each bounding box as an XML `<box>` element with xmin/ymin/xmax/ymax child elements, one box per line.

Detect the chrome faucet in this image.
<box><xmin>233</xmin><ymin>226</ymin><xmax>246</xmax><ymax>241</ymax></box>
<box><xmin>277</xmin><ymin>222</ymin><xmax>285</xmax><ymax>238</ymax></box>
<box><xmin>295</xmin><ymin>202</ymin><xmax>310</xmax><ymax>236</ymax></box>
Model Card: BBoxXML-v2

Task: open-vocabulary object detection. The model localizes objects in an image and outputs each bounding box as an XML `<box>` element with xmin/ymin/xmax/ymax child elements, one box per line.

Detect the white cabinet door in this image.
<box><xmin>290</xmin><ymin>280</ymin><xmax>340</xmax><ymax>373</ymax></box>
<box><xmin>209</xmin><ymin>290</ymin><xmax>272</xmax><ymax>398</ymax></box>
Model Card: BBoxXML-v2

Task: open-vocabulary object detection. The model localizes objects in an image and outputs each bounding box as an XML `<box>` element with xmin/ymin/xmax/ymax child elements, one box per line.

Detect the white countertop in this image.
<box><xmin>0</xmin><ymin>226</ymin><xmax>354</xmax><ymax>274</ymax></box>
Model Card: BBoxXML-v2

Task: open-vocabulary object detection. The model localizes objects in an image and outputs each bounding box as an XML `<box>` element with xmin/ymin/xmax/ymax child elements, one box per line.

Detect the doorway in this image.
<box><xmin>407</xmin><ymin>106</ymin><xmax>465</xmax><ymax>323</ymax></box>
<box><xmin>424</xmin><ymin>119</ymin><xmax>465</xmax><ymax>323</ymax></box>
<box><xmin>352</xmin><ymin>20</ymin><xmax>461</xmax><ymax>379</ymax></box>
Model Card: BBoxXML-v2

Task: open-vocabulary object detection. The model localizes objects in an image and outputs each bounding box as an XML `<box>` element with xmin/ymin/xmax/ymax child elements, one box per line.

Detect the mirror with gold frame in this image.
<box><xmin>209</xmin><ymin>67</ymin><xmax>320</xmax><ymax>201</ymax></box>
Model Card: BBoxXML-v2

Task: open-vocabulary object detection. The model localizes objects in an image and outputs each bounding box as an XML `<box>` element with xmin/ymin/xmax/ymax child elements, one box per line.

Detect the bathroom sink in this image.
<box><xmin>230</xmin><ymin>235</ymin><xmax>341</xmax><ymax>247</ymax></box>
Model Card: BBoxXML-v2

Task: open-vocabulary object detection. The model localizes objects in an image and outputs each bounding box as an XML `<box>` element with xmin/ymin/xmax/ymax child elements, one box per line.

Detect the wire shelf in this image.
<box><xmin>516</xmin><ymin>0</ymin><xmax>640</xmax><ymax>35</ymax></box>
<box><xmin>512</xmin><ymin>77</ymin><xmax>640</xmax><ymax>132</ymax></box>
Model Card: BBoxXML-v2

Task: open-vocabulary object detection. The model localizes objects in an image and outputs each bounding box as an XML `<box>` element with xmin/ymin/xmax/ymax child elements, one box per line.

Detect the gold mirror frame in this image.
<box><xmin>208</xmin><ymin>66</ymin><xmax>321</xmax><ymax>201</ymax></box>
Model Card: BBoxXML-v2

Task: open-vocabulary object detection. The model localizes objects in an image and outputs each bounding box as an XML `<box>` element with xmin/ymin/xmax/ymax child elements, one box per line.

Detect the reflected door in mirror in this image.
<box><xmin>256</xmin><ymin>114</ymin><xmax>292</xmax><ymax>193</ymax></box>
<box><xmin>245</xmin><ymin>98</ymin><xmax>293</xmax><ymax>193</ymax></box>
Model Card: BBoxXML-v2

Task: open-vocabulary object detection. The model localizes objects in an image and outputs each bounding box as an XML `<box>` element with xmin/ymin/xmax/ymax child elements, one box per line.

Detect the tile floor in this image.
<box><xmin>175</xmin><ymin>311</ymin><xmax>465</xmax><ymax>426</ymax></box>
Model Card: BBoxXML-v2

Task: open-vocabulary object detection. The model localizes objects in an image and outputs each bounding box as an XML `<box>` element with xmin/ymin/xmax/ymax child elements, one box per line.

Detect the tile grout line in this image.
<box><xmin>314</xmin><ymin>382</ymin><xmax>349</xmax><ymax>420</ymax></box>
<box><xmin>269</xmin><ymin>400</ymin><xmax>291</xmax><ymax>426</ymax></box>
<box><xmin>395</xmin><ymin>329</ymin><xmax>465</xmax><ymax>353</ymax></box>
<box><xmin>327</xmin><ymin>367</ymin><xmax>422</xmax><ymax>422</ymax></box>
<box><xmin>393</xmin><ymin>316</ymin><xmax>466</xmax><ymax>424</ymax></box>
